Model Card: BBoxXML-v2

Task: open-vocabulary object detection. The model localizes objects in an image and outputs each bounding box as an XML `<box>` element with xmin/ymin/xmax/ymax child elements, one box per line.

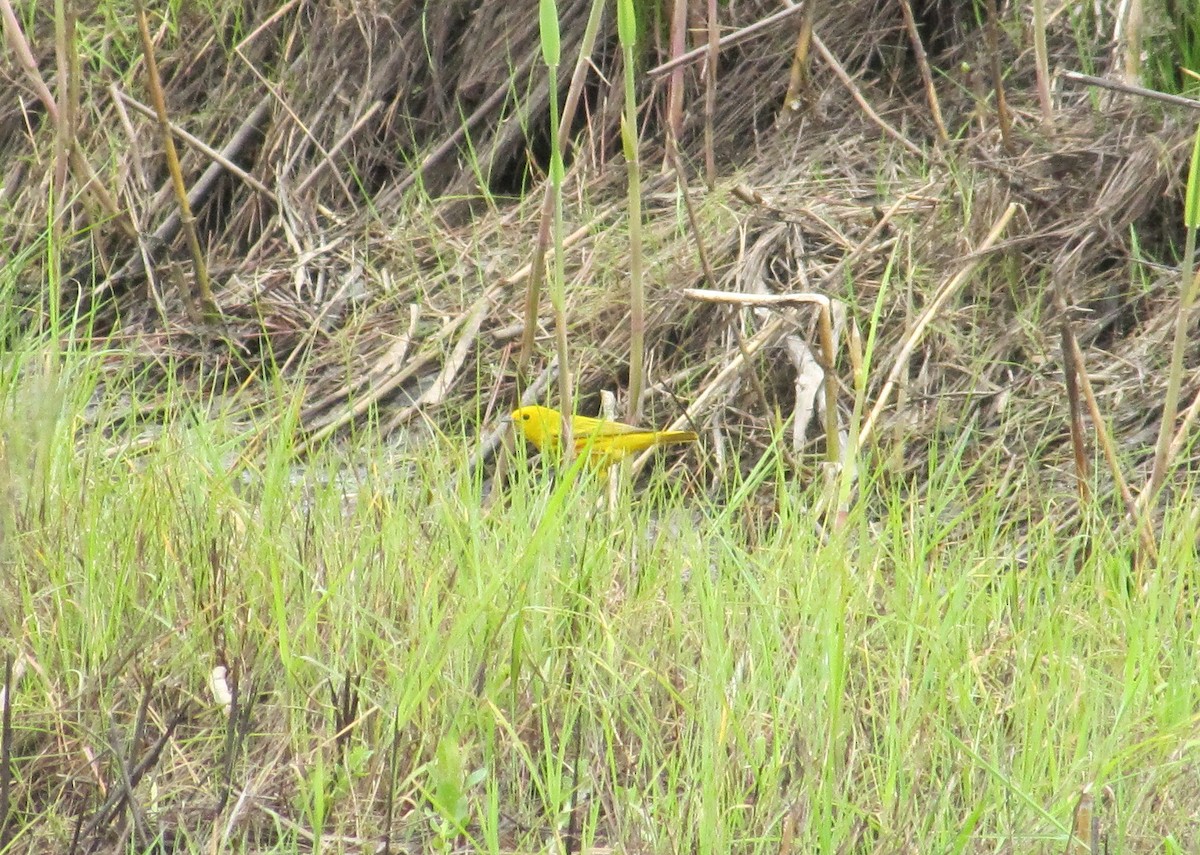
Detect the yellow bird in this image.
<box><xmin>511</xmin><ymin>405</ymin><xmax>698</xmax><ymax>468</ymax></box>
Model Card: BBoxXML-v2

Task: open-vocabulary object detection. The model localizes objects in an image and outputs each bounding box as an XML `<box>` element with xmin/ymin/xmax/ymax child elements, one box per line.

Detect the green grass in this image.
<box><xmin>6</xmin><ymin>3</ymin><xmax>1200</xmax><ymax>848</ymax></box>
<box><xmin>2</xmin><ymin>319</ymin><xmax>1199</xmax><ymax>853</ymax></box>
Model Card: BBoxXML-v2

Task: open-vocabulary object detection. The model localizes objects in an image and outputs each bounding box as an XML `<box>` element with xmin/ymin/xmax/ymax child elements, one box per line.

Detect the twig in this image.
<box><xmin>780</xmin><ymin>3</ymin><xmax>813</xmax><ymax>121</ymax></box>
<box><xmin>381</xmin><ymin>712</ymin><xmax>401</xmax><ymax>855</ymax></box>
<box><xmin>296</xmin><ymin>100</ymin><xmax>383</xmax><ymax>195</ymax></box>
<box><xmin>1061</xmin><ymin>71</ymin><xmax>1200</xmax><ymax>112</ymax></box>
<box><xmin>896</xmin><ymin>0</ymin><xmax>948</xmax><ymax>143</ymax></box>
<box><xmin>686</xmin><ymin>289</ymin><xmax>842</xmax><ymax>466</ymax></box>
<box><xmin>859</xmin><ymin>203</ymin><xmax>1019</xmax><ymax>447</ymax></box>
<box><xmin>1032</xmin><ymin>0</ymin><xmax>1054</xmax><ymax>129</ymax></box>
<box><xmin>231</xmin><ymin>0</ymin><xmax>300</xmax><ymax>54</ymax></box>
<box><xmin>1054</xmin><ymin>290</ymin><xmax>1157</xmax><ymax>561</ymax></box>
<box><xmin>97</xmin><ymin>96</ymin><xmax>274</xmax><ymax>295</ymax></box>
<box><xmin>83</xmin><ymin>702</ymin><xmax>191</xmax><ymax>842</ymax></box>
<box><xmin>135</xmin><ymin>0</ymin><xmax>219</xmax><ymax>321</ymax></box>
<box><xmin>703</xmin><ymin>0</ymin><xmax>719</xmax><ymax>186</ymax></box>
<box><xmin>113</xmin><ymin>89</ymin><xmax>276</xmax><ymax>199</ymax></box>
<box><xmin>380</xmin><ymin>298</ymin><xmax>488</xmax><ymax>435</ymax></box>
<box><xmin>1059</xmin><ymin>322</ymin><xmax>1091</xmax><ymax>502</ymax></box>
<box><xmin>683</xmin><ymin>290</ymin><xmax>833</xmax><ymax>310</ymax></box>
<box><xmin>811</xmin><ymin>32</ymin><xmax>925</xmax><ymax>158</ymax></box>
<box><xmin>109</xmin><ymin>714</ymin><xmax>152</xmax><ymax>848</ymax></box>
<box><xmin>1</xmin><ymin>0</ymin><xmax>135</xmax><ymax>238</ymax></box>
<box><xmin>648</xmin><ymin>1</ymin><xmax>808</xmax><ymax>78</ymax></box>
<box><xmin>982</xmin><ymin>0</ymin><xmax>1014</xmax><ymax>153</ymax></box>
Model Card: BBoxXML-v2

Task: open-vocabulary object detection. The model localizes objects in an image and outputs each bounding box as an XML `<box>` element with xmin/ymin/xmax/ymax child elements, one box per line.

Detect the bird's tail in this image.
<box><xmin>653</xmin><ymin>430</ymin><xmax>699</xmax><ymax>446</ymax></box>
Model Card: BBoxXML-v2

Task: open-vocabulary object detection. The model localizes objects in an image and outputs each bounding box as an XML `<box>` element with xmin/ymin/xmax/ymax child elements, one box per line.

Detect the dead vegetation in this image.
<box><xmin>3</xmin><ymin>0</ymin><xmax>1198</xmax><ymax>512</ymax></box>
<box><xmin>7</xmin><ymin>2</ymin><xmax>1200</xmax><ymax>851</ymax></box>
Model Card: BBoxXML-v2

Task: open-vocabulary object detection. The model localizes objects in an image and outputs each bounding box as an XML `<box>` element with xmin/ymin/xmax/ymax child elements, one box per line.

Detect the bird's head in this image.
<box><xmin>510</xmin><ymin>405</ymin><xmax>562</xmax><ymax>450</ymax></box>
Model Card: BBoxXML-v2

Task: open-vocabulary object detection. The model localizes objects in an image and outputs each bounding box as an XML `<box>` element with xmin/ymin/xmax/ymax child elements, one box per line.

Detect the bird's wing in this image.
<box><xmin>574</xmin><ymin>415</ymin><xmax>644</xmax><ymax>437</ymax></box>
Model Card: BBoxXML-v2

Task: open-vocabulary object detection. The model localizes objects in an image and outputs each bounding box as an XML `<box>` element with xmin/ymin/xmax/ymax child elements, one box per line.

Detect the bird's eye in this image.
<box><xmin>522</xmin><ymin>414</ymin><xmax>530</xmax><ymax>420</ymax></box>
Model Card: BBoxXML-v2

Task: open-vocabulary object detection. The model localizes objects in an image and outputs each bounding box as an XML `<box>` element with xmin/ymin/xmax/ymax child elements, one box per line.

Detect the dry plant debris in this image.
<box><xmin>2</xmin><ymin>0</ymin><xmax>1196</xmax><ymax>518</ymax></box>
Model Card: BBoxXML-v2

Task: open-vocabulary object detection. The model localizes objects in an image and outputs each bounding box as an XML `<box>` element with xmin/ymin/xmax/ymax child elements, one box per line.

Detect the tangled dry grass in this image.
<box><xmin>4</xmin><ymin>0</ymin><xmax>1198</xmax><ymax>515</ymax></box>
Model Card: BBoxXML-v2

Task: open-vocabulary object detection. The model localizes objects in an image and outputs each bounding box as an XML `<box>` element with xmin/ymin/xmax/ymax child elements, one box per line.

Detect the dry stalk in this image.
<box><xmin>52</xmin><ymin>0</ymin><xmax>74</xmax><ymax>209</ymax></box>
<box><xmin>1032</xmin><ymin>0</ymin><xmax>1054</xmax><ymax>129</ymax></box>
<box><xmin>982</xmin><ymin>0</ymin><xmax>1014</xmax><ymax>153</ymax></box>
<box><xmin>679</xmin><ymin>289</ymin><xmax>841</xmax><ymax>460</ymax></box>
<box><xmin>665</xmin><ymin>0</ymin><xmax>687</xmax><ymax>168</ymax></box>
<box><xmin>810</xmin><ymin>32</ymin><xmax>924</xmax><ymax>159</ymax></box>
<box><xmin>703</xmin><ymin>0</ymin><xmax>719</xmax><ymax>186</ymax></box>
<box><xmin>134</xmin><ymin>0</ymin><xmax>220</xmax><ymax>322</ymax></box>
<box><xmin>859</xmin><ymin>202</ymin><xmax>1019</xmax><ymax>448</ymax></box>
<box><xmin>668</xmin><ymin>147</ymin><xmax>777</xmax><ymax>432</ymax></box>
<box><xmin>619</xmin><ymin>2</ymin><xmax>646</xmax><ymax>421</ymax></box>
<box><xmin>1063</xmin><ymin>784</ymin><xmax>1095</xmax><ymax>855</ymax></box>
<box><xmin>1</xmin><ymin>0</ymin><xmax>134</xmax><ymax>238</ymax></box>
<box><xmin>1061</xmin><ymin>71</ymin><xmax>1200</xmax><ymax>112</ymax></box>
<box><xmin>896</xmin><ymin>0</ymin><xmax>948</xmax><ymax>144</ymax></box>
<box><xmin>96</xmin><ymin>95</ymin><xmax>274</xmax><ymax>298</ymax></box>
<box><xmin>1059</xmin><ymin>322</ymin><xmax>1091</xmax><ymax>502</ymax></box>
<box><xmin>517</xmin><ymin>192</ymin><xmax>555</xmax><ymax>381</ymax></box>
<box><xmin>113</xmin><ymin>90</ymin><xmax>276</xmax><ymax>200</ymax></box>
<box><xmin>648</xmin><ymin>1</ymin><xmax>809</xmax><ymax>78</ymax></box>
<box><xmin>780</xmin><ymin>1</ymin><xmax>813</xmax><ymax>119</ymax></box>
<box><xmin>1119</xmin><ymin>0</ymin><xmax>1143</xmax><ymax>84</ymax></box>
<box><xmin>516</xmin><ymin>0</ymin><xmax>605</xmax><ymax>378</ymax></box>
<box><xmin>1059</xmin><ymin>311</ymin><xmax>1157</xmax><ymax>562</ymax></box>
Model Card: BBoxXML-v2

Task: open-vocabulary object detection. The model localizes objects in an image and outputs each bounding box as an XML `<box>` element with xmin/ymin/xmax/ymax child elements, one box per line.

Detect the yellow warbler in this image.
<box><xmin>511</xmin><ymin>405</ymin><xmax>698</xmax><ymax>468</ymax></box>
